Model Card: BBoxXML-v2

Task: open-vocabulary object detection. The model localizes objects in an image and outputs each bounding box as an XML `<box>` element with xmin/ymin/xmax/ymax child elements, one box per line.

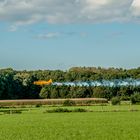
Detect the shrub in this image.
<box><xmin>45</xmin><ymin>108</ymin><xmax>71</xmax><ymax>113</ymax></box>
<box><xmin>63</xmin><ymin>100</ymin><xmax>76</xmax><ymax>106</ymax></box>
<box><xmin>130</xmin><ymin>92</ymin><xmax>140</xmax><ymax>104</ymax></box>
<box><xmin>3</xmin><ymin>110</ymin><xmax>22</xmax><ymax>114</ymax></box>
<box><xmin>44</xmin><ymin>108</ymin><xmax>88</xmax><ymax>113</ymax></box>
<box><xmin>35</xmin><ymin>104</ymin><xmax>42</xmax><ymax>108</ymax></box>
<box><xmin>72</xmin><ymin>108</ymin><xmax>87</xmax><ymax>112</ymax></box>
<box><xmin>111</xmin><ymin>97</ymin><xmax>120</xmax><ymax>105</ymax></box>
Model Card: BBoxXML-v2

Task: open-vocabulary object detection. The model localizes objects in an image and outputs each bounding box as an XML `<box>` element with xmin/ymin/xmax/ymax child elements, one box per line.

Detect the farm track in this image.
<box><xmin>0</xmin><ymin>98</ymin><xmax>107</xmax><ymax>103</ymax></box>
<box><xmin>0</xmin><ymin>98</ymin><xmax>108</xmax><ymax>106</ymax></box>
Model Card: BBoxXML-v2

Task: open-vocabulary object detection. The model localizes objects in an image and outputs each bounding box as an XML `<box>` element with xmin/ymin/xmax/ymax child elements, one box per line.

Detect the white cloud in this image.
<box><xmin>132</xmin><ymin>0</ymin><xmax>140</xmax><ymax>7</ymax></box>
<box><xmin>0</xmin><ymin>0</ymin><xmax>140</xmax><ymax>26</ymax></box>
<box><xmin>37</xmin><ymin>31</ymin><xmax>88</xmax><ymax>39</ymax></box>
<box><xmin>131</xmin><ymin>0</ymin><xmax>140</xmax><ymax>16</ymax></box>
<box><xmin>37</xmin><ymin>32</ymin><xmax>60</xmax><ymax>39</ymax></box>
<box><xmin>9</xmin><ymin>25</ymin><xmax>17</xmax><ymax>32</ymax></box>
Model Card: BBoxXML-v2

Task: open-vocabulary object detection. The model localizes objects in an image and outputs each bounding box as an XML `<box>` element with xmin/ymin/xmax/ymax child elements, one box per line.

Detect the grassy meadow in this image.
<box><xmin>0</xmin><ymin>104</ymin><xmax>140</xmax><ymax>140</ymax></box>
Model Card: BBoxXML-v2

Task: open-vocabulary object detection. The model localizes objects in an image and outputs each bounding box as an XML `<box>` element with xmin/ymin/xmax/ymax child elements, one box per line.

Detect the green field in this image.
<box><xmin>0</xmin><ymin>105</ymin><xmax>140</xmax><ymax>140</ymax></box>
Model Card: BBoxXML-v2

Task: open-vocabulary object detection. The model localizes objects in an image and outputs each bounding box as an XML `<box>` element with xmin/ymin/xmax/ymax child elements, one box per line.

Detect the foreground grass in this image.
<box><xmin>0</xmin><ymin>105</ymin><xmax>140</xmax><ymax>140</ymax></box>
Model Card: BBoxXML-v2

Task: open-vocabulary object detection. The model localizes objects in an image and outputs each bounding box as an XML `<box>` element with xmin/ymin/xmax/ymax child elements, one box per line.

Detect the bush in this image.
<box><xmin>63</xmin><ymin>100</ymin><xmax>76</xmax><ymax>106</ymax></box>
<box><xmin>130</xmin><ymin>92</ymin><xmax>140</xmax><ymax>104</ymax></box>
<box><xmin>44</xmin><ymin>108</ymin><xmax>88</xmax><ymax>113</ymax></box>
<box><xmin>72</xmin><ymin>108</ymin><xmax>87</xmax><ymax>112</ymax></box>
<box><xmin>3</xmin><ymin>110</ymin><xmax>22</xmax><ymax>114</ymax></box>
<box><xmin>111</xmin><ymin>97</ymin><xmax>120</xmax><ymax>105</ymax></box>
<box><xmin>45</xmin><ymin>108</ymin><xmax>71</xmax><ymax>113</ymax></box>
<box><xmin>35</xmin><ymin>104</ymin><xmax>42</xmax><ymax>108</ymax></box>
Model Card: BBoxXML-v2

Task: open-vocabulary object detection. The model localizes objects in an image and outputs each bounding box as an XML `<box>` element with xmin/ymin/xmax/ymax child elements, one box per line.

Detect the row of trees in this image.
<box><xmin>40</xmin><ymin>86</ymin><xmax>140</xmax><ymax>100</ymax></box>
<box><xmin>0</xmin><ymin>67</ymin><xmax>140</xmax><ymax>99</ymax></box>
<box><xmin>30</xmin><ymin>67</ymin><xmax>140</xmax><ymax>81</ymax></box>
<box><xmin>0</xmin><ymin>68</ymin><xmax>40</xmax><ymax>99</ymax></box>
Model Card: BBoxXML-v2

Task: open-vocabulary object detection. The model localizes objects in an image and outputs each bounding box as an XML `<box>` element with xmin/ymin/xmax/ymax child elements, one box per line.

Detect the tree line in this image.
<box><xmin>0</xmin><ymin>67</ymin><xmax>140</xmax><ymax>100</ymax></box>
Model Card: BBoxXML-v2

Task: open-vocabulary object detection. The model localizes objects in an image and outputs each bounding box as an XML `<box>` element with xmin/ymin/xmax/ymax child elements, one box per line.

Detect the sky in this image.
<box><xmin>0</xmin><ymin>0</ymin><xmax>140</xmax><ymax>70</ymax></box>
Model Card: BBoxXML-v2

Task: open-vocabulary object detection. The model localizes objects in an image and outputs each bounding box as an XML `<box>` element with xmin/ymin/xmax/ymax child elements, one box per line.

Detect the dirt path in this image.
<box><xmin>0</xmin><ymin>98</ymin><xmax>107</xmax><ymax>103</ymax></box>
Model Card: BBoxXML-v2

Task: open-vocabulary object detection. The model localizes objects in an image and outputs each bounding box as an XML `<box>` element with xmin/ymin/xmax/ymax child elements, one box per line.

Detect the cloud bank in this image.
<box><xmin>0</xmin><ymin>0</ymin><xmax>140</xmax><ymax>26</ymax></box>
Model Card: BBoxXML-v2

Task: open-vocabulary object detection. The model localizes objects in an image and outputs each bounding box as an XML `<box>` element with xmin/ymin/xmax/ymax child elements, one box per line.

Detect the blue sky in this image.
<box><xmin>0</xmin><ymin>0</ymin><xmax>140</xmax><ymax>70</ymax></box>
